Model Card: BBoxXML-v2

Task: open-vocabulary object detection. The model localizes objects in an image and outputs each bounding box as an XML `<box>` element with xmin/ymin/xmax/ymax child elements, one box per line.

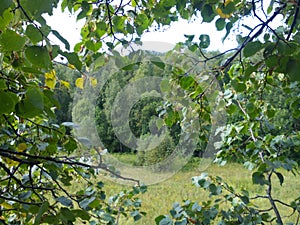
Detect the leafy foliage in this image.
<box><xmin>0</xmin><ymin>0</ymin><xmax>300</xmax><ymax>224</ymax></box>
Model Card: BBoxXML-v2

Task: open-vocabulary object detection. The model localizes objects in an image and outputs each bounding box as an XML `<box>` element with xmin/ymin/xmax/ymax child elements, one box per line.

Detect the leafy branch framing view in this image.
<box><xmin>0</xmin><ymin>0</ymin><xmax>299</xmax><ymax>224</ymax></box>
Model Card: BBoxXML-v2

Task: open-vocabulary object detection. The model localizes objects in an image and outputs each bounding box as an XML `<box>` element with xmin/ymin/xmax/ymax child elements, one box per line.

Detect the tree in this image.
<box><xmin>0</xmin><ymin>0</ymin><xmax>300</xmax><ymax>224</ymax></box>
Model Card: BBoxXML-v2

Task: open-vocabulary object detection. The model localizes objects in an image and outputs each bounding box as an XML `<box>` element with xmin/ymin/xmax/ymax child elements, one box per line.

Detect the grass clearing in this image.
<box><xmin>74</xmin><ymin>154</ymin><xmax>300</xmax><ymax>224</ymax></box>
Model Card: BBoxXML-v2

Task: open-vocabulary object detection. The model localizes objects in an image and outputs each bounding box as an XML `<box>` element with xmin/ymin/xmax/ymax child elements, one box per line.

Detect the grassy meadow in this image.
<box><xmin>86</xmin><ymin>154</ymin><xmax>300</xmax><ymax>224</ymax></box>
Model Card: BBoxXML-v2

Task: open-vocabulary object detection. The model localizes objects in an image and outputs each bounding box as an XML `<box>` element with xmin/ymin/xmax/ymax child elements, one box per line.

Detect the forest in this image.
<box><xmin>0</xmin><ymin>0</ymin><xmax>300</xmax><ymax>224</ymax></box>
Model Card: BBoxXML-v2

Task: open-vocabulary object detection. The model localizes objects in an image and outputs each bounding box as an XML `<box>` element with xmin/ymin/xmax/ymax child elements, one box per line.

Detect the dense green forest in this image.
<box><xmin>54</xmin><ymin>49</ymin><xmax>300</xmax><ymax>166</ymax></box>
<box><xmin>0</xmin><ymin>0</ymin><xmax>300</xmax><ymax>224</ymax></box>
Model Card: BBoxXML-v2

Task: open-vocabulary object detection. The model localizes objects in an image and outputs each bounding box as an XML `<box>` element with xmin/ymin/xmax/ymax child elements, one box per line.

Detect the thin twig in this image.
<box><xmin>0</xmin><ymin>194</ymin><xmax>41</xmax><ymax>205</ymax></box>
<box><xmin>236</xmin><ymin>100</ymin><xmax>266</xmax><ymax>162</ymax></box>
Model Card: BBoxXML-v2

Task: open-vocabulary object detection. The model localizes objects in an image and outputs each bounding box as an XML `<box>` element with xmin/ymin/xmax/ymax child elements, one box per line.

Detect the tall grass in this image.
<box><xmin>94</xmin><ymin>154</ymin><xmax>300</xmax><ymax>224</ymax></box>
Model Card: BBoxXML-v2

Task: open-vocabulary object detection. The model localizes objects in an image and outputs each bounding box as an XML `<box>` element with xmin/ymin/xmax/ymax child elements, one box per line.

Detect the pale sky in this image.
<box><xmin>45</xmin><ymin>6</ymin><xmax>238</xmax><ymax>53</ymax></box>
<box><xmin>45</xmin><ymin>1</ymin><xmax>282</xmax><ymax>53</ymax></box>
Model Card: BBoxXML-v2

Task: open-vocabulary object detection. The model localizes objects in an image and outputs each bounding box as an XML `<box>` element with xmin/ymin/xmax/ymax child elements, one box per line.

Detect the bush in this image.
<box><xmin>136</xmin><ymin>133</ymin><xmax>175</xmax><ymax>170</ymax></box>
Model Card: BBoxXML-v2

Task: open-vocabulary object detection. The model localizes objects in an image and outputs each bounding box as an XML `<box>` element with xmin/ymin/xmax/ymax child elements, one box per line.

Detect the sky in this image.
<box><xmin>45</xmin><ymin>5</ymin><xmax>238</xmax><ymax>53</ymax></box>
<box><xmin>45</xmin><ymin>1</ymin><xmax>282</xmax><ymax>54</ymax></box>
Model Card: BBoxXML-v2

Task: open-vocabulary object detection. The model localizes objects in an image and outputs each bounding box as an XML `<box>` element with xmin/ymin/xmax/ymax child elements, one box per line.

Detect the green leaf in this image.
<box><xmin>52</xmin><ymin>30</ymin><xmax>70</xmax><ymax>50</ymax></box>
<box><xmin>188</xmin><ymin>43</ymin><xmax>198</xmax><ymax>52</ymax></box>
<box><xmin>231</xmin><ymin>80</ymin><xmax>246</xmax><ymax>92</ymax></box>
<box><xmin>126</xmin><ymin>22</ymin><xmax>134</xmax><ymax>34</ymax></box>
<box><xmin>265</xmin><ymin>55</ymin><xmax>278</xmax><ymax>68</ymax></box>
<box><xmin>0</xmin><ymin>91</ymin><xmax>18</xmax><ymax>115</ymax></box>
<box><xmin>25</xmin><ymin>24</ymin><xmax>43</xmax><ymax>44</ymax></box>
<box><xmin>79</xmin><ymin>196</ymin><xmax>96</xmax><ymax>209</ymax></box>
<box><xmin>286</xmin><ymin>59</ymin><xmax>300</xmax><ymax>82</ymax></box>
<box><xmin>113</xmin><ymin>16</ymin><xmax>125</xmax><ymax>32</ymax></box>
<box><xmin>243</xmin><ymin>41</ymin><xmax>262</xmax><ymax>58</ymax></box>
<box><xmin>0</xmin><ymin>9</ymin><xmax>13</xmax><ymax>31</ymax></box>
<box><xmin>162</xmin><ymin>0</ymin><xmax>176</xmax><ymax>8</ymax></box>
<box><xmin>191</xmin><ymin>202</ymin><xmax>201</xmax><ymax>212</ymax></box>
<box><xmin>59</xmin><ymin>51</ymin><xmax>82</xmax><ymax>70</ymax></box>
<box><xmin>0</xmin><ymin>79</ymin><xmax>6</xmax><ymax>90</ymax></box>
<box><xmin>199</xmin><ymin>34</ymin><xmax>210</xmax><ymax>49</ymax></box>
<box><xmin>155</xmin><ymin>215</ymin><xmax>166</xmax><ymax>225</ymax></box>
<box><xmin>221</xmin><ymin>2</ymin><xmax>235</xmax><ymax>14</ymax></box>
<box><xmin>0</xmin><ymin>0</ymin><xmax>12</xmax><ymax>16</ymax></box>
<box><xmin>121</xmin><ymin>63</ymin><xmax>137</xmax><ymax>71</ymax></box>
<box><xmin>160</xmin><ymin>79</ymin><xmax>171</xmax><ymax>92</ymax></box>
<box><xmin>102</xmin><ymin>213</ymin><xmax>114</xmax><ymax>222</ymax></box>
<box><xmin>56</xmin><ymin>196</ymin><xmax>73</xmax><ymax>207</ymax></box>
<box><xmin>85</xmin><ymin>40</ymin><xmax>102</xmax><ymax>52</ymax></box>
<box><xmin>94</xmin><ymin>55</ymin><xmax>106</xmax><ymax>69</ymax></box>
<box><xmin>227</xmin><ymin>103</ymin><xmax>237</xmax><ymax>114</ymax></box>
<box><xmin>19</xmin><ymin>191</ymin><xmax>32</xmax><ymax>200</ymax></box>
<box><xmin>240</xmin><ymin>195</ymin><xmax>249</xmax><ymax>205</ymax></box>
<box><xmin>291</xmin><ymin>100</ymin><xmax>300</xmax><ymax>118</ymax></box>
<box><xmin>131</xmin><ymin>211</ymin><xmax>142</xmax><ymax>221</ymax></box>
<box><xmin>96</xmin><ymin>22</ymin><xmax>107</xmax><ymax>38</ymax></box>
<box><xmin>201</xmin><ymin>4</ymin><xmax>215</xmax><ymax>23</ymax></box>
<box><xmin>252</xmin><ymin>172</ymin><xmax>268</xmax><ymax>185</ymax></box>
<box><xmin>215</xmin><ymin>18</ymin><xmax>226</xmax><ymax>31</ymax></box>
<box><xmin>244</xmin><ymin>161</ymin><xmax>256</xmax><ymax>170</ymax></box>
<box><xmin>42</xmin><ymin>215</ymin><xmax>59</xmax><ymax>224</ymax></box>
<box><xmin>0</xmin><ymin>29</ymin><xmax>26</xmax><ymax>51</ymax></box>
<box><xmin>16</xmin><ymin>87</ymin><xmax>44</xmax><ymax>118</ymax></box>
<box><xmin>77</xmin><ymin>1</ymin><xmax>91</xmax><ymax>20</ymax></box>
<box><xmin>275</xmin><ymin>172</ymin><xmax>284</xmax><ymax>186</ymax></box>
<box><xmin>25</xmin><ymin>46</ymin><xmax>51</xmax><ymax>69</ymax></box>
<box><xmin>27</xmin><ymin>87</ymin><xmax>44</xmax><ymax>111</ymax></box>
<box><xmin>63</xmin><ymin>137</ymin><xmax>77</xmax><ymax>153</ymax></box>
<box><xmin>246</xmin><ymin>102</ymin><xmax>257</xmax><ymax>113</ymax></box>
<box><xmin>60</xmin><ymin>207</ymin><xmax>76</xmax><ymax>222</ymax></box>
<box><xmin>180</xmin><ymin>76</ymin><xmax>195</xmax><ymax>90</ymax></box>
<box><xmin>21</xmin><ymin>0</ymin><xmax>56</xmax><ymax>18</ymax></box>
<box><xmin>151</xmin><ymin>57</ymin><xmax>165</xmax><ymax>69</ymax></box>
<box><xmin>266</xmin><ymin>105</ymin><xmax>276</xmax><ymax>118</ymax></box>
<box><xmin>135</xmin><ymin>13</ymin><xmax>149</xmax><ymax>33</ymax></box>
<box><xmin>34</xmin><ymin>201</ymin><xmax>49</xmax><ymax>225</ymax></box>
<box><xmin>222</xmin><ymin>22</ymin><xmax>233</xmax><ymax>42</ymax></box>
<box><xmin>72</xmin><ymin>209</ymin><xmax>90</xmax><ymax>220</ymax></box>
<box><xmin>159</xmin><ymin>217</ymin><xmax>173</xmax><ymax>225</ymax></box>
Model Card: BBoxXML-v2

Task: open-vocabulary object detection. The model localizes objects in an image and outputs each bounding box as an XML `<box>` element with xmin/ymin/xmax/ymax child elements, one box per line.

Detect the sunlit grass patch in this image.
<box><xmin>75</xmin><ymin>154</ymin><xmax>300</xmax><ymax>224</ymax></box>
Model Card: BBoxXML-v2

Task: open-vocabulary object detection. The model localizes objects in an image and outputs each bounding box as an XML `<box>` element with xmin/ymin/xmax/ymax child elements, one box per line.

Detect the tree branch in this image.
<box><xmin>221</xmin><ymin>3</ymin><xmax>287</xmax><ymax>70</ymax></box>
<box><xmin>0</xmin><ymin>193</ymin><xmax>41</xmax><ymax>205</ymax></box>
<box><xmin>0</xmin><ymin>148</ymin><xmax>140</xmax><ymax>185</ymax></box>
<box><xmin>286</xmin><ymin>0</ymin><xmax>300</xmax><ymax>40</ymax></box>
<box><xmin>15</xmin><ymin>0</ymin><xmax>48</xmax><ymax>40</ymax></box>
<box><xmin>266</xmin><ymin>170</ymin><xmax>283</xmax><ymax>225</ymax></box>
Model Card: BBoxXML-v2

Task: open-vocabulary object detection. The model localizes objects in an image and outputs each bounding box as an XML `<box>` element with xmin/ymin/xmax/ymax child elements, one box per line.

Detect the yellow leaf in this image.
<box><xmin>17</xmin><ymin>143</ymin><xmax>27</xmax><ymax>152</ymax></box>
<box><xmin>68</xmin><ymin>63</ymin><xmax>76</xmax><ymax>69</ymax></box>
<box><xmin>131</xmin><ymin>0</ymin><xmax>137</xmax><ymax>7</ymax></box>
<box><xmin>90</xmin><ymin>77</ymin><xmax>97</xmax><ymax>87</ymax></box>
<box><xmin>45</xmin><ymin>70</ymin><xmax>57</xmax><ymax>89</ymax></box>
<box><xmin>224</xmin><ymin>0</ymin><xmax>232</xmax><ymax>6</ymax></box>
<box><xmin>1</xmin><ymin>156</ymin><xmax>18</xmax><ymax>167</ymax></box>
<box><xmin>61</xmin><ymin>80</ymin><xmax>70</xmax><ymax>89</ymax></box>
<box><xmin>45</xmin><ymin>79</ymin><xmax>56</xmax><ymax>89</ymax></box>
<box><xmin>216</xmin><ymin>7</ymin><xmax>232</xmax><ymax>19</ymax></box>
<box><xmin>75</xmin><ymin>77</ymin><xmax>84</xmax><ymax>89</ymax></box>
<box><xmin>0</xmin><ymin>202</ymin><xmax>13</xmax><ymax>209</ymax></box>
<box><xmin>45</xmin><ymin>70</ymin><xmax>56</xmax><ymax>79</ymax></box>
